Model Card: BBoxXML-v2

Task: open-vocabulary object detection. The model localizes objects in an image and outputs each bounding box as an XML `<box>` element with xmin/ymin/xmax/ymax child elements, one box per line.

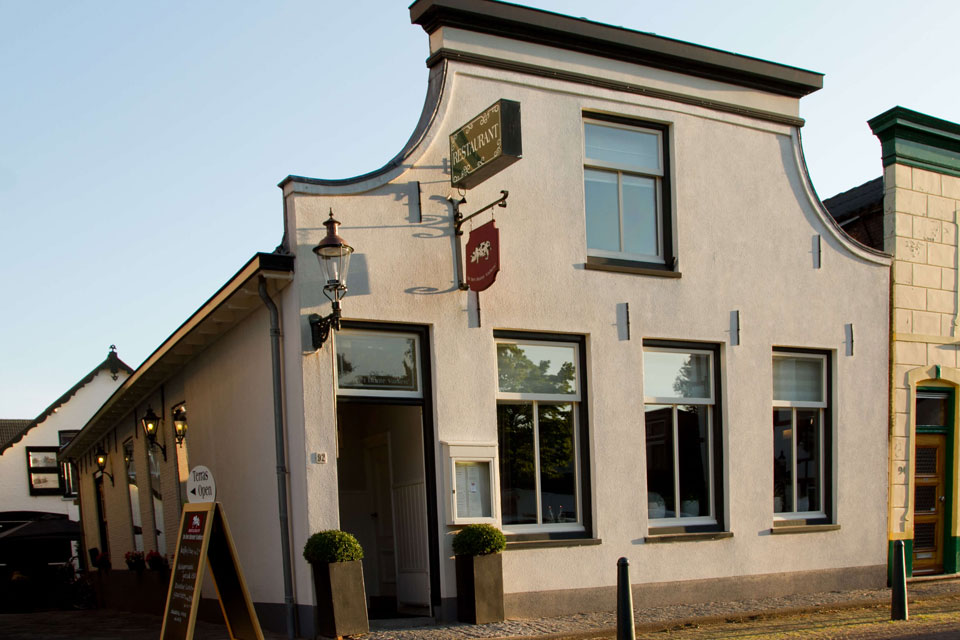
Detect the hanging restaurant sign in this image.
<box><xmin>465</xmin><ymin>220</ymin><xmax>500</xmax><ymax>292</ymax></box>
<box><xmin>449</xmin><ymin>99</ymin><xmax>522</xmax><ymax>189</ymax></box>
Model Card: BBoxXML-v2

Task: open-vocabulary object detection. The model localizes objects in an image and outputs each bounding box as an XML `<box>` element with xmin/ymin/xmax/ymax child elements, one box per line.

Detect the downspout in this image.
<box><xmin>259</xmin><ymin>276</ymin><xmax>297</xmax><ymax>640</ymax></box>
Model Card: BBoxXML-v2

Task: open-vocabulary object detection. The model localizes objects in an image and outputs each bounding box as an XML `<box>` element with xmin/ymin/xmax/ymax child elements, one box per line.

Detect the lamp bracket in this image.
<box><xmin>450</xmin><ymin>190</ymin><xmax>509</xmax><ymax>291</ymax></box>
<box><xmin>309</xmin><ymin>303</ymin><xmax>342</xmax><ymax>350</ymax></box>
<box><xmin>147</xmin><ymin>439</ymin><xmax>167</xmax><ymax>462</ymax></box>
<box><xmin>95</xmin><ymin>470</ymin><xmax>115</xmax><ymax>486</ymax></box>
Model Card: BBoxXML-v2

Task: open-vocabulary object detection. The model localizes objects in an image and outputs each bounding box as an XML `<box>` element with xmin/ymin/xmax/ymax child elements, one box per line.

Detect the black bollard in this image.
<box><xmin>891</xmin><ymin>539</ymin><xmax>908</xmax><ymax>621</ymax></box>
<box><xmin>617</xmin><ymin>557</ymin><xmax>636</xmax><ymax>640</ymax></box>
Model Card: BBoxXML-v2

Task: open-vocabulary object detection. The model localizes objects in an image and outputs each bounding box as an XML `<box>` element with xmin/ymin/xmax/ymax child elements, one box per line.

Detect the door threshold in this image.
<box><xmin>369</xmin><ymin>616</ymin><xmax>437</xmax><ymax>630</ymax></box>
<box><xmin>908</xmin><ymin>571</ymin><xmax>960</xmax><ymax>583</ymax></box>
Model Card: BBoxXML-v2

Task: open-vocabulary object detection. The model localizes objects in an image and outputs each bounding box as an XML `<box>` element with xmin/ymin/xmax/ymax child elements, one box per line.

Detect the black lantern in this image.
<box><xmin>309</xmin><ymin>210</ymin><xmax>354</xmax><ymax>349</ymax></box>
<box><xmin>94</xmin><ymin>446</ymin><xmax>114</xmax><ymax>485</ymax></box>
<box><xmin>172</xmin><ymin>404</ymin><xmax>188</xmax><ymax>447</ymax></box>
<box><xmin>141</xmin><ymin>407</ymin><xmax>167</xmax><ymax>460</ymax></box>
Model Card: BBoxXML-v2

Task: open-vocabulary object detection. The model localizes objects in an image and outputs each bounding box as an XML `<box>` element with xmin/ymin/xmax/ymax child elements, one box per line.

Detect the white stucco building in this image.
<box><xmin>63</xmin><ymin>1</ymin><xmax>892</xmax><ymax>634</ymax></box>
<box><xmin>0</xmin><ymin>348</ymin><xmax>130</xmax><ymax>563</ymax></box>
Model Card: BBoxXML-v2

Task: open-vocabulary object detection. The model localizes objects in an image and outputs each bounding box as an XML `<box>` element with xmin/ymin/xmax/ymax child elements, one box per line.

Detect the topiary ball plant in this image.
<box><xmin>452</xmin><ymin>523</ymin><xmax>506</xmax><ymax>557</ymax></box>
<box><xmin>303</xmin><ymin>530</ymin><xmax>364</xmax><ymax>564</ymax></box>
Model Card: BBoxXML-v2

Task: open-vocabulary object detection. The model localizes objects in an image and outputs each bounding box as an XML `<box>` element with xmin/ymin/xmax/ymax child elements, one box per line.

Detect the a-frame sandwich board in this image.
<box><xmin>160</xmin><ymin>502</ymin><xmax>264</xmax><ymax>640</ymax></box>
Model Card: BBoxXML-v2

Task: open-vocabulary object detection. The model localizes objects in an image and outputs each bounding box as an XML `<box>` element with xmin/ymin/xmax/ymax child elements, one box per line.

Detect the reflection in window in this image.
<box><xmin>643</xmin><ymin>345</ymin><xmax>718</xmax><ymax>527</ymax></box>
<box><xmin>148</xmin><ymin>446</ymin><xmax>165</xmax><ymax>554</ymax></box>
<box><xmin>336</xmin><ymin>331</ymin><xmax>420</xmax><ymax>394</ymax></box>
<box><xmin>124</xmin><ymin>439</ymin><xmax>143</xmax><ymax>552</ymax></box>
<box><xmin>496</xmin><ymin>337</ymin><xmax>583</xmax><ymax>532</ymax></box>
<box><xmin>772</xmin><ymin>353</ymin><xmax>828</xmax><ymax>516</ymax></box>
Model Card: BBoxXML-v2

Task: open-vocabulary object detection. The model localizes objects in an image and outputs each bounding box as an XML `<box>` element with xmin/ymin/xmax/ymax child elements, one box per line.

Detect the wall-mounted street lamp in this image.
<box><xmin>309</xmin><ymin>210</ymin><xmax>354</xmax><ymax>349</ymax></box>
<box><xmin>172</xmin><ymin>403</ymin><xmax>188</xmax><ymax>447</ymax></box>
<box><xmin>141</xmin><ymin>407</ymin><xmax>167</xmax><ymax>461</ymax></box>
<box><xmin>94</xmin><ymin>446</ymin><xmax>114</xmax><ymax>485</ymax></box>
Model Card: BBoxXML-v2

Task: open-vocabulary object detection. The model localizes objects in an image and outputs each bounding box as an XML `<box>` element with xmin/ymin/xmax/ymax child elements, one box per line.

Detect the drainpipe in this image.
<box><xmin>259</xmin><ymin>276</ymin><xmax>297</xmax><ymax>640</ymax></box>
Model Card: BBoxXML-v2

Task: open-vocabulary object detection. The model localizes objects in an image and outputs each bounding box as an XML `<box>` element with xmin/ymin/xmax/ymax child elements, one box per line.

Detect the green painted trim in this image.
<box><xmin>888</xmin><ymin>538</ymin><xmax>914</xmax><ymax>584</ymax></box>
<box><xmin>869</xmin><ymin>106</ymin><xmax>960</xmax><ymax>175</ymax></box>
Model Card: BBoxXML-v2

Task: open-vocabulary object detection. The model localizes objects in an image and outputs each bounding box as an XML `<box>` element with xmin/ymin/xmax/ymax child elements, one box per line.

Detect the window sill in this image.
<box><xmin>584</xmin><ymin>260</ymin><xmax>681</xmax><ymax>278</ymax></box>
<box><xmin>644</xmin><ymin>531</ymin><xmax>732</xmax><ymax>544</ymax></box>
<box><xmin>505</xmin><ymin>537</ymin><xmax>602</xmax><ymax>551</ymax></box>
<box><xmin>769</xmin><ymin>524</ymin><xmax>840</xmax><ymax>535</ymax></box>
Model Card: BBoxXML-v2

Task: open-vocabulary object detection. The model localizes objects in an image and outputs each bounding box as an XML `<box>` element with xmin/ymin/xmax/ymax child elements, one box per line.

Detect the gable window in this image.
<box><xmin>773</xmin><ymin>350</ymin><xmax>831</xmax><ymax>522</ymax></box>
<box><xmin>26</xmin><ymin>447</ymin><xmax>61</xmax><ymax>496</ymax></box>
<box><xmin>643</xmin><ymin>341</ymin><xmax>723</xmax><ymax>532</ymax></box>
<box><xmin>583</xmin><ymin>116</ymin><xmax>673</xmax><ymax>273</ymax></box>
<box><xmin>495</xmin><ymin>332</ymin><xmax>591</xmax><ymax>537</ymax></box>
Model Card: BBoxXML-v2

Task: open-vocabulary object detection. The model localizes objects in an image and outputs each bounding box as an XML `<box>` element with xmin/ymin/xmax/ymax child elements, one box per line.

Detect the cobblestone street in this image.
<box><xmin>4</xmin><ymin>580</ymin><xmax>960</xmax><ymax>640</ymax></box>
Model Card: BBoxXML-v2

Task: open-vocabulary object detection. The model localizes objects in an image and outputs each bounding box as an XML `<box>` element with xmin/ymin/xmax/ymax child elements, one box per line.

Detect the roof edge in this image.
<box><xmin>0</xmin><ymin>350</ymin><xmax>133</xmax><ymax>454</ymax></box>
<box><xmin>409</xmin><ymin>0</ymin><xmax>822</xmax><ymax>98</ymax></box>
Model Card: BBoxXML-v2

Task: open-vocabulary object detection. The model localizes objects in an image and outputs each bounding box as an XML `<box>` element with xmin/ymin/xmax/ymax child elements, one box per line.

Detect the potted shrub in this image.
<box><xmin>124</xmin><ymin>551</ymin><xmax>145</xmax><ymax>572</ymax></box>
<box><xmin>452</xmin><ymin>523</ymin><xmax>506</xmax><ymax>624</ymax></box>
<box><xmin>303</xmin><ymin>530</ymin><xmax>368</xmax><ymax>638</ymax></box>
<box><xmin>145</xmin><ymin>550</ymin><xmax>168</xmax><ymax>571</ymax></box>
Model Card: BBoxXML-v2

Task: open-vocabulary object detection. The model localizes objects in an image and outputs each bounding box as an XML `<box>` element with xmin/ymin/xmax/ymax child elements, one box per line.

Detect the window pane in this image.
<box><xmin>30</xmin><ymin>472</ymin><xmax>59</xmax><ymax>490</ymax></box>
<box><xmin>773</xmin><ymin>409</ymin><xmax>793</xmax><ymax>513</ymax></box>
<box><xmin>645</xmin><ymin>404</ymin><xmax>675</xmax><ymax>518</ymax></box>
<box><xmin>796</xmin><ymin>409</ymin><xmax>820</xmax><ymax>512</ymax></box>
<box><xmin>28</xmin><ymin>450</ymin><xmax>57</xmax><ymax>468</ymax></box>
<box><xmin>124</xmin><ymin>440</ymin><xmax>144</xmax><ymax>551</ymax></box>
<box><xmin>677</xmin><ymin>405</ymin><xmax>710</xmax><ymax>518</ymax></box>
<box><xmin>336</xmin><ymin>333</ymin><xmax>418</xmax><ymax>392</ymax></box>
<box><xmin>644</xmin><ymin>350</ymin><xmax>711</xmax><ymax>400</ymax></box>
<box><xmin>455</xmin><ymin>461</ymin><xmax>492</xmax><ymax>518</ymax></box>
<box><xmin>621</xmin><ymin>175</ymin><xmax>658</xmax><ymax>257</ymax></box>
<box><xmin>917</xmin><ymin>394</ymin><xmax>948</xmax><ymax>427</ymax></box>
<box><xmin>538</xmin><ymin>403</ymin><xmax>576</xmax><ymax>524</ymax></box>
<box><xmin>148</xmin><ymin>447</ymin><xmax>165</xmax><ymax>553</ymax></box>
<box><xmin>498</xmin><ymin>403</ymin><xmax>537</xmax><ymax>525</ymax></box>
<box><xmin>773</xmin><ymin>356</ymin><xmax>823</xmax><ymax>403</ymax></box>
<box><xmin>497</xmin><ymin>343</ymin><xmax>577</xmax><ymax>395</ymax></box>
<box><xmin>585</xmin><ymin>169</ymin><xmax>620</xmax><ymax>252</ymax></box>
<box><xmin>585</xmin><ymin>123</ymin><xmax>660</xmax><ymax>171</ymax></box>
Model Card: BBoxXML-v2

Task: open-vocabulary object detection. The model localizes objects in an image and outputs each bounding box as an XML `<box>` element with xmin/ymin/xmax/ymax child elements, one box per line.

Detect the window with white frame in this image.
<box><xmin>58</xmin><ymin>430</ymin><xmax>79</xmax><ymax>498</ymax></box>
<box><xmin>643</xmin><ymin>342</ymin><xmax>722</xmax><ymax>531</ymax></box>
<box><xmin>495</xmin><ymin>333</ymin><xmax>589</xmax><ymax>535</ymax></box>
<box><xmin>583</xmin><ymin>116</ymin><xmax>673</xmax><ymax>270</ymax></box>
<box><xmin>773</xmin><ymin>351</ymin><xmax>830</xmax><ymax>519</ymax></box>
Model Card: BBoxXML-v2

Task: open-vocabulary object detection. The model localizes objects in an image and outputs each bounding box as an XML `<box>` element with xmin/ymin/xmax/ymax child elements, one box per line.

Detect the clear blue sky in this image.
<box><xmin>2</xmin><ymin>1</ymin><xmax>958</xmax><ymax>418</ymax></box>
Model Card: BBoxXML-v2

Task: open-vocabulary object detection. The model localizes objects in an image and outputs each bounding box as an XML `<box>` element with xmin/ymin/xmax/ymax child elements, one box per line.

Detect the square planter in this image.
<box><xmin>311</xmin><ymin>559</ymin><xmax>368</xmax><ymax>638</ymax></box>
<box><xmin>455</xmin><ymin>553</ymin><xmax>504</xmax><ymax>624</ymax></box>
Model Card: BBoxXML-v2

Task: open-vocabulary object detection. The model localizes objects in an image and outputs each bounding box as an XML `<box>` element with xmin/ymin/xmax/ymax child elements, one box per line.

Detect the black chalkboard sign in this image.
<box><xmin>160</xmin><ymin>503</ymin><xmax>263</xmax><ymax>640</ymax></box>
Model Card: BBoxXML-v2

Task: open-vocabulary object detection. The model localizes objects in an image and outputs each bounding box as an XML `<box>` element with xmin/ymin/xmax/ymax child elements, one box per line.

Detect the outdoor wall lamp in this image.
<box><xmin>309</xmin><ymin>210</ymin><xmax>354</xmax><ymax>349</ymax></box>
<box><xmin>94</xmin><ymin>447</ymin><xmax>114</xmax><ymax>486</ymax></box>
<box><xmin>141</xmin><ymin>406</ymin><xmax>167</xmax><ymax>461</ymax></box>
<box><xmin>172</xmin><ymin>403</ymin><xmax>188</xmax><ymax>447</ymax></box>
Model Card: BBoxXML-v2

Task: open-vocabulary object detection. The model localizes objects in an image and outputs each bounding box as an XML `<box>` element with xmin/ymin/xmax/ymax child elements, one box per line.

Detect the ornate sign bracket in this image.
<box><xmin>449</xmin><ymin>190</ymin><xmax>509</xmax><ymax>291</ymax></box>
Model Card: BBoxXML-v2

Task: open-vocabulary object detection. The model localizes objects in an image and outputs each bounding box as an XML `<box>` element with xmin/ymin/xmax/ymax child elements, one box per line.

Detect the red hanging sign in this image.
<box><xmin>465</xmin><ymin>220</ymin><xmax>500</xmax><ymax>292</ymax></box>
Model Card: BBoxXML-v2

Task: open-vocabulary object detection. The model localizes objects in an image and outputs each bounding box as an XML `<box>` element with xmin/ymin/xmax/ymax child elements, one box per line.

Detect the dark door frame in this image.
<box><xmin>337</xmin><ymin>321</ymin><xmax>441</xmax><ymax>612</ymax></box>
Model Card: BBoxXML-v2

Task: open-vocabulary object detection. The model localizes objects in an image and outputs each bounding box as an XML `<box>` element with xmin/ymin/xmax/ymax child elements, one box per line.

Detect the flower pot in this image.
<box><xmin>455</xmin><ymin>553</ymin><xmax>504</xmax><ymax>624</ymax></box>
<box><xmin>311</xmin><ymin>559</ymin><xmax>368</xmax><ymax>638</ymax></box>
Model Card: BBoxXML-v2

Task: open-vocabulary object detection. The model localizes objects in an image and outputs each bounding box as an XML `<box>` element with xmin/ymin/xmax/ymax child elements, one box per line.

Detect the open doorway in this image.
<box><xmin>337</xmin><ymin>402</ymin><xmax>431</xmax><ymax>617</ymax></box>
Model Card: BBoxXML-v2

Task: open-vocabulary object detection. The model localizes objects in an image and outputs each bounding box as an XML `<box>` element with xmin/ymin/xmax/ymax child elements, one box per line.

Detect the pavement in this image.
<box><xmin>4</xmin><ymin>578</ymin><xmax>960</xmax><ymax>639</ymax></box>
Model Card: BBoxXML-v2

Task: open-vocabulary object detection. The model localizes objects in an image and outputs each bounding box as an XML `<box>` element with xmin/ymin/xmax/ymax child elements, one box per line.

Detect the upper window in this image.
<box><xmin>584</xmin><ymin>117</ymin><xmax>673</xmax><ymax>271</ymax></box>
<box><xmin>495</xmin><ymin>333</ymin><xmax>590</xmax><ymax>537</ymax></box>
<box><xmin>643</xmin><ymin>342</ymin><xmax>723</xmax><ymax>532</ymax></box>
<box><xmin>773</xmin><ymin>351</ymin><xmax>831</xmax><ymax>521</ymax></box>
